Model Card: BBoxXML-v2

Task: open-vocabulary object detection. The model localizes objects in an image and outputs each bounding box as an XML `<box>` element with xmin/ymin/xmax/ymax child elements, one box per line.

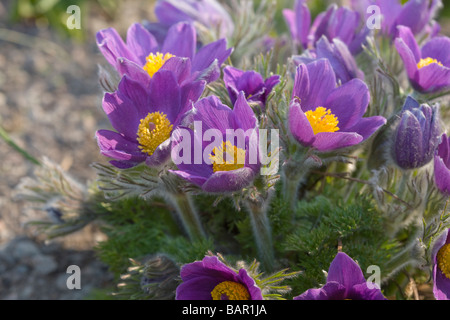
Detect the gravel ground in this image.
<box><xmin>0</xmin><ymin>0</ymin><xmax>155</xmax><ymax>300</ymax></box>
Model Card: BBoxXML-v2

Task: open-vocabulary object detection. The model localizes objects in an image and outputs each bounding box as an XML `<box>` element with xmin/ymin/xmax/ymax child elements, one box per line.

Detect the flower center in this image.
<box><xmin>211</xmin><ymin>281</ymin><xmax>250</xmax><ymax>300</ymax></box>
<box><xmin>143</xmin><ymin>52</ymin><xmax>175</xmax><ymax>77</ymax></box>
<box><xmin>304</xmin><ymin>106</ymin><xmax>340</xmax><ymax>135</ymax></box>
<box><xmin>137</xmin><ymin>111</ymin><xmax>173</xmax><ymax>156</ymax></box>
<box><xmin>437</xmin><ymin>243</ymin><xmax>450</xmax><ymax>279</ymax></box>
<box><xmin>209</xmin><ymin>141</ymin><xmax>246</xmax><ymax>173</ymax></box>
<box><xmin>417</xmin><ymin>57</ymin><xmax>443</xmax><ymax>69</ymax></box>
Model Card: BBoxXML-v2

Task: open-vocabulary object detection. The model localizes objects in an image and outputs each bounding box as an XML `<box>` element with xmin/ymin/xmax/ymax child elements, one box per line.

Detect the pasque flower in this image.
<box><xmin>432</xmin><ymin>228</ymin><xmax>450</xmax><ymax>300</ymax></box>
<box><xmin>288</xmin><ymin>59</ymin><xmax>386</xmax><ymax>152</ymax></box>
<box><xmin>176</xmin><ymin>255</ymin><xmax>263</xmax><ymax>300</ymax></box>
<box><xmin>293</xmin><ymin>36</ymin><xmax>364</xmax><ymax>84</ymax></box>
<box><xmin>153</xmin><ymin>0</ymin><xmax>234</xmax><ymax>39</ymax></box>
<box><xmin>96</xmin><ymin>61</ymin><xmax>205</xmax><ymax>169</ymax></box>
<box><xmin>391</xmin><ymin>96</ymin><xmax>441</xmax><ymax>170</ymax></box>
<box><xmin>294</xmin><ymin>252</ymin><xmax>387</xmax><ymax>300</ymax></box>
<box><xmin>283</xmin><ymin>0</ymin><xmax>370</xmax><ymax>54</ymax></box>
<box><xmin>169</xmin><ymin>92</ymin><xmax>260</xmax><ymax>193</ymax></box>
<box><xmin>354</xmin><ymin>0</ymin><xmax>442</xmax><ymax>39</ymax></box>
<box><xmin>96</xmin><ymin>21</ymin><xmax>232</xmax><ymax>84</ymax></box>
<box><xmin>395</xmin><ymin>25</ymin><xmax>450</xmax><ymax>93</ymax></box>
<box><xmin>223</xmin><ymin>66</ymin><xmax>280</xmax><ymax>111</ymax></box>
<box><xmin>434</xmin><ymin>133</ymin><xmax>450</xmax><ymax>195</ymax></box>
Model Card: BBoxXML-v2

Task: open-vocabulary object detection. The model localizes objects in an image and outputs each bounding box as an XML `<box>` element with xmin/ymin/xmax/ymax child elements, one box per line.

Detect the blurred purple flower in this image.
<box><xmin>223</xmin><ymin>66</ymin><xmax>280</xmax><ymax>112</ymax></box>
<box><xmin>288</xmin><ymin>59</ymin><xmax>385</xmax><ymax>152</ymax></box>
<box><xmin>395</xmin><ymin>26</ymin><xmax>450</xmax><ymax>94</ymax></box>
<box><xmin>153</xmin><ymin>0</ymin><xmax>234</xmax><ymax>39</ymax></box>
<box><xmin>293</xmin><ymin>36</ymin><xmax>364</xmax><ymax>84</ymax></box>
<box><xmin>294</xmin><ymin>252</ymin><xmax>387</xmax><ymax>300</ymax></box>
<box><xmin>169</xmin><ymin>92</ymin><xmax>260</xmax><ymax>193</ymax></box>
<box><xmin>176</xmin><ymin>255</ymin><xmax>263</xmax><ymax>300</ymax></box>
<box><xmin>391</xmin><ymin>96</ymin><xmax>441</xmax><ymax>170</ymax></box>
<box><xmin>434</xmin><ymin>133</ymin><xmax>450</xmax><ymax>195</ymax></box>
<box><xmin>353</xmin><ymin>0</ymin><xmax>442</xmax><ymax>39</ymax></box>
<box><xmin>432</xmin><ymin>228</ymin><xmax>450</xmax><ymax>300</ymax></box>
<box><xmin>283</xmin><ymin>0</ymin><xmax>370</xmax><ymax>55</ymax></box>
<box><xmin>96</xmin><ymin>60</ymin><xmax>205</xmax><ymax>169</ymax></box>
<box><xmin>96</xmin><ymin>21</ymin><xmax>232</xmax><ymax>84</ymax></box>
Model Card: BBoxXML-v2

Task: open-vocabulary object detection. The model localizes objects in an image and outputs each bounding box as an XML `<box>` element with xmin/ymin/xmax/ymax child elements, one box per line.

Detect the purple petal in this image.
<box><xmin>283</xmin><ymin>9</ymin><xmax>297</xmax><ymax>43</ymax></box>
<box><xmin>148</xmin><ymin>70</ymin><xmax>181</xmax><ymax>125</ymax></box>
<box><xmin>193</xmin><ymin>96</ymin><xmax>232</xmax><ymax>134</ymax></box>
<box><xmin>349</xmin><ymin>283</ymin><xmax>387</xmax><ymax>300</ymax></box>
<box><xmin>238</xmin><ymin>269</ymin><xmax>263</xmax><ymax>300</ymax></box>
<box><xmin>421</xmin><ymin>36</ymin><xmax>450</xmax><ymax>68</ymax></box>
<box><xmin>344</xmin><ymin>116</ymin><xmax>387</xmax><ymax>141</ymax></box>
<box><xmin>96</xmin><ymin>130</ymin><xmax>146</xmax><ymax>167</ymax></box>
<box><xmin>293</xmin><ymin>59</ymin><xmax>337</xmax><ymax>111</ymax></box>
<box><xmin>161</xmin><ymin>22</ymin><xmax>196</xmax><ymax>60</ymax></box>
<box><xmin>393</xmin><ymin>0</ymin><xmax>430</xmax><ymax>35</ymax></box>
<box><xmin>415</xmin><ymin>63</ymin><xmax>450</xmax><ymax>93</ymax></box>
<box><xmin>326</xmin><ymin>253</ymin><xmax>366</xmax><ymax>291</ymax></box>
<box><xmin>102</xmin><ymin>91</ymin><xmax>140</xmax><ymax>139</ymax></box>
<box><xmin>294</xmin><ymin>282</ymin><xmax>346</xmax><ymax>300</ymax></box>
<box><xmin>294</xmin><ymin>0</ymin><xmax>311</xmax><ymax>48</ymax></box>
<box><xmin>434</xmin><ymin>155</ymin><xmax>450</xmax><ymax>195</ymax></box>
<box><xmin>202</xmin><ymin>167</ymin><xmax>257</xmax><ymax>193</ymax></box>
<box><xmin>176</xmin><ymin>277</ymin><xmax>219</xmax><ymax>300</ymax></box>
<box><xmin>96</xmin><ymin>27</ymin><xmax>136</xmax><ymax>68</ymax></box>
<box><xmin>395</xmin><ymin>34</ymin><xmax>419</xmax><ymax>80</ymax></box>
<box><xmin>192</xmin><ymin>39</ymin><xmax>233</xmax><ymax>74</ymax></box>
<box><xmin>231</xmin><ymin>92</ymin><xmax>258</xmax><ymax>131</ymax></box>
<box><xmin>313</xmin><ymin>132</ymin><xmax>363</xmax><ymax>151</ymax></box>
<box><xmin>288</xmin><ymin>100</ymin><xmax>315</xmax><ymax>147</ymax></box>
<box><xmin>116</xmin><ymin>57</ymin><xmax>151</xmax><ymax>89</ymax></box>
<box><xmin>395</xmin><ymin>26</ymin><xmax>421</xmax><ymax>62</ymax></box>
<box><xmin>324</xmin><ymin>78</ymin><xmax>370</xmax><ymax>130</ymax></box>
<box><xmin>126</xmin><ymin>23</ymin><xmax>159</xmax><ymax>66</ymax></box>
<box><xmin>117</xmin><ymin>75</ymin><xmax>151</xmax><ymax>120</ymax></box>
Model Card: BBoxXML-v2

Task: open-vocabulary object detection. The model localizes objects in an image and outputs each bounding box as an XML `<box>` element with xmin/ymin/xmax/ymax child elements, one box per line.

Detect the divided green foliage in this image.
<box><xmin>282</xmin><ymin>194</ymin><xmax>401</xmax><ymax>297</ymax></box>
<box><xmin>95</xmin><ymin>196</ymin><xmax>213</xmax><ymax>278</ymax></box>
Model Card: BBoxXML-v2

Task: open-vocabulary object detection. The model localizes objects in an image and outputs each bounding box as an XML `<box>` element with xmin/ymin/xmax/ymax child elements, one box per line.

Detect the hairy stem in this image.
<box><xmin>168</xmin><ymin>192</ymin><xmax>205</xmax><ymax>242</ymax></box>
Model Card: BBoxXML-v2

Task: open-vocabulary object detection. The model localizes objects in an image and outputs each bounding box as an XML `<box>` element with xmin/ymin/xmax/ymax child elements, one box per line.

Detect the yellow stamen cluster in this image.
<box><xmin>137</xmin><ymin>111</ymin><xmax>173</xmax><ymax>156</ymax></box>
<box><xmin>304</xmin><ymin>106</ymin><xmax>340</xmax><ymax>135</ymax></box>
<box><xmin>209</xmin><ymin>141</ymin><xmax>246</xmax><ymax>173</ymax></box>
<box><xmin>417</xmin><ymin>57</ymin><xmax>443</xmax><ymax>69</ymax></box>
<box><xmin>211</xmin><ymin>281</ymin><xmax>250</xmax><ymax>300</ymax></box>
<box><xmin>437</xmin><ymin>243</ymin><xmax>450</xmax><ymax>279</ymax></box>
<box><xmin>143</xmin><ymin>52</ymin><xmax>175</xmax><ymax>78</ymax></box>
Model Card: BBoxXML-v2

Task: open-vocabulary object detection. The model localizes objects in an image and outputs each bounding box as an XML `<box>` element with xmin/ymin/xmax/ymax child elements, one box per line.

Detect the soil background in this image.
<box><xmin>0</xmin><ymin>0</ymin><xmax>156</xmax><ymax>300</ymax></box>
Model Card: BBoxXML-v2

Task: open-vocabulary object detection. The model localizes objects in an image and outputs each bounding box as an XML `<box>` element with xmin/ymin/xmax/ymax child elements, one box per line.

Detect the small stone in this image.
<box><xmin>31</xmin><ymin>255</ymin><xmax>58</xmax><ymax>275</ymax></box>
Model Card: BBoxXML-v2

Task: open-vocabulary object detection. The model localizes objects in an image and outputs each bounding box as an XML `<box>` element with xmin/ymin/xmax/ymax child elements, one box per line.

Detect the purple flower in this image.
<box><xmin>294</xmin><ymin>252</ymin><xmax>387</xmax><ymax>300</ymax></box>
<box><xmin>96</xmin><ymin>60</ymin><xmax>205</xmax><ymax>169</ymax></box>
<box><xmin>288</xmin><ymin>59</ymin><xmax>386</xmax><ymax>152</ymax></box>
<box><xmin>432</xmin><ymin>229</ymin><xmax>450</xmax><ymax>300</ymax></box>
<box><xmin>96</xmin><ymin>21</ymin><xmax>232</xmax><ymax>84</ymax></box>
<box><xmin>293</xmin><ymin>36</ymin><xmax>364</xmax><ymax>84</ymax></box>
<box><xmin>223</xmin><ymin>66</ymin><xmax>280</xmax><ymax>111</ymax></box>
<box><xmin>434</xmin><ymin>133</ymin><xmax>450</xmax><ymax>195</ymax></box>
<box><xmin>176</xmin><ymin>255</ymin><xmax>263</xmax><ymax>300</ymax></box>
<box><xmin>169</xmin><ymin>92</ymin><xmax>260</xmax><ymax>193</ymax></box>
<box><xmin>153</xmin><ymin>0</ymin><xmax>234</xmax><ymax>39</ymax></box>
<box><xmin>391</xmin><ymin>96</ymin><xmax>441</xmax><ymax>170</ymax></box>
<box><xmin>356</xmin><ymin>0</ymin><xmax>443</xmax><ymax>39</ymax></box>
<box><xmin>395</xmin><ymin>26</ymin><xmax>450</xmax><ymax>94</ymax></box>
<box><xmin>283</xmin><ymin>1</ymin><xmax>370</xmax><ymax>55</ymax></box>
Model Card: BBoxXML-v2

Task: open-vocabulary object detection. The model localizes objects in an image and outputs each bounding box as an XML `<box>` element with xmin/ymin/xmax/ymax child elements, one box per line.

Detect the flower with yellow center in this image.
<box><xmin>417</xmin><ymin>57</ymin><xmax>443</xmax><ymax>69</ymax></box>
<box><xmin>137</xmin><ymin>111</ymin><xmax>173</xmax><ymax>156</ymax></box>
<box><xmin>211</xmin><ymin>281</ymin><xmax>251</xmax><ymax>300</ymax></box>
<box><xmin>437</xmin><ymin>243</ymin><xmax>450</xmax><ymax>280</ymax></box>
<box><xmin>304</xmin><ymin>106</ymin><xmax>340</xmax><ymax>135</ymax></box>
<box><xmin>209</xmin><ymin>141</ymin><xmax>246</xmax><ymax>172</ymax></box>
<box><xmin>143</xmin><ymin>52</ymin><xmax>175</xmax><ymax>78</ymax></box>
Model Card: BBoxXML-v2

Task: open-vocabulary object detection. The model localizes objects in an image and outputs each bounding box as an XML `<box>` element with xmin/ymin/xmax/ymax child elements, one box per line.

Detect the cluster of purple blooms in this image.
<box><xmin>94</xmin><ymin>0</ymin><xmax>450</xmax><ymax>300</ymax></box>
